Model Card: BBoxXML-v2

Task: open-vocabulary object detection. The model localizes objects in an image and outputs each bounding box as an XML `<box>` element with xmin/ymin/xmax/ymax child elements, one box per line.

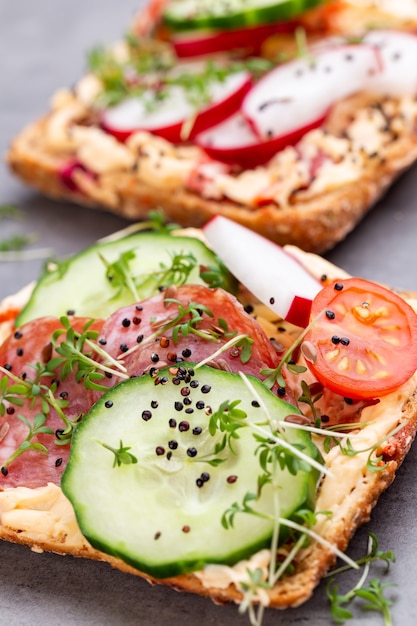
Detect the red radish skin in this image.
<box><xmin>172</xmin><ymin>21</ymin><xmax>298</xmax><ymax>58</ymax></box>
<box><xmin>202</xmin><ymin>216</ymin><xmax>322</xmax><ymax>327</ymax></box>
<box><xmin>197</xmin><ymin>32</ymin><xmax>417</xmax><ymax>166</ymax></box>
<box><xmin>242</xmin><ymin>43</ymin><xmax>381</xmax><ymax>141</ymax></box>
<box><xmin>286</xmin><ymin>295</ymin><xmax>318</xmax><ymax>329</ymax></box>
<box><xmin>195</xmin><ymin>111</ymin><xmax>326</xmax><ymax>168</ymax></box>
<box><xmin>101</xmin><ymin>71</ymin><xmax>252</xmax><ymax>144</ymax></box>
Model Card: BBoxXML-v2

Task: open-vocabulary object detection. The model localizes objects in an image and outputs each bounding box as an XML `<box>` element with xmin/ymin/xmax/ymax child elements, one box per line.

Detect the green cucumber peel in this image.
<box><xmin>163</xmin><ymin>0</ymin><xmax>328</xmax><ymax>32</ymax></box>
<box><xmin>17</xmin><ymin>231</ymin><xmax>236</xmax><ymax>325</ymax></box>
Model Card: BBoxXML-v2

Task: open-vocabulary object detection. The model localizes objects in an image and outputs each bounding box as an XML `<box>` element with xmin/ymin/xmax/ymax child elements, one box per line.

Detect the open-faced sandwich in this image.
<box><xmin>1</xmin><ymin>216</ymin><xmax>417</xmax><ymax>624</ymax></box>
<box><xmin>7</xmin><ymin>0</ymin><xmax>417</xmax><ymax>253</ymax></box>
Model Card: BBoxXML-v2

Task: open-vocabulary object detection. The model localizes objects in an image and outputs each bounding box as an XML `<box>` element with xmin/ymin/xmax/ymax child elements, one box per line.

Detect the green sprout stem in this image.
<box><xmin>83</xmin><ymin>337</ymin><xmax>128</xmax><ymax>374</ymax></box>
<box><xmin>1</xmin><ymin>413</ymin><xmax>53</xmax><ymax>469</ymax></box>
<box><xmin>239</xmin><ymin>372</ymin><xmax>331</xmax><ymax>478</ymax></box>
<box><xmin>268</xmin><ymin>460</ymin><xmax>281</xmax><ymax>584</ymax></box>
<box><xmin>195</xmin><ymin>333</ymin><xmax>254</xmax><ymax>369</ymax></box>
<box><xmin>118</xmin><ymin>300</ymin><xmax>221</xmax><ymax>360</ymax></box>
<box><xmin>326</xmin><ymin>533</ymin><xmax>396</xmax><ymax>626</ymax></box>
<box><xmin>271</xmin><ymin>533</ymin><xmax>307</xmax><ymax>587</ymax></box>
<box><xmin>279</xmin><ymin>517</ymin><xmax>359</xmax><ymax>571</ymax></box>
<box><xmin>261</xmin><ymin>309</ymin><xmax>325</xmax><ymax>389</ymax></box>
<box><xmin>97</xmin><ymin>439</ymin><xmax>138</xmax><ymax>468</ymax></box>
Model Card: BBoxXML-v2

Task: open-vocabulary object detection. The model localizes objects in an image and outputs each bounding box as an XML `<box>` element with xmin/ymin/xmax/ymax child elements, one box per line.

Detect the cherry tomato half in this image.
<box><xmin>303</xmin><ymin>278</ymin><xmax>417</xmax><ymax>399</ymax></box>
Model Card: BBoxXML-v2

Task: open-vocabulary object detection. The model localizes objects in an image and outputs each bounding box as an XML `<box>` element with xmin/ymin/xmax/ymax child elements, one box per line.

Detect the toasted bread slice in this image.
<box><xmin>6</xmin><ymin>1</ymin><xmax>417</xmax><ymax>253</ymax></box>
<box><xmin>1</xmin><ymin>250</ymin><xmax>417</xmax><ymax>610</ymax></box>
<box><xmin>7</xmin><ymin>90</ymin><xmax>417</xmax><ymax>254</ymax></box>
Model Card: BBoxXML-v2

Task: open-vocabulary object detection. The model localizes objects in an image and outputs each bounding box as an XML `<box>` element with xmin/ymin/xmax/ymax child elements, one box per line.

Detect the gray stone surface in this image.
<box><xmin>0</xmin><ymin>2</ymin><xmax>417</xmax><ymax>624</ymax></box>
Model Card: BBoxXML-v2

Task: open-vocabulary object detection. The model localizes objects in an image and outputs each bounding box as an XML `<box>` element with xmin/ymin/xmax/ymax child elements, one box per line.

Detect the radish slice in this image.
<box><xmin>172</xmin><ymin>22</ymin><xmax>297</xmax><ymax>58</ymax></box>
<box><xmin>363</xmin><ymin>30</ymin><xmax>417</xmax><ymax>95</ymax></box>
<box><xmin>195</xmin><ymin>111</ymin><xmax>324</xmax><ymax>168</ymax></box>
<box><xmin>101</xmin><ymin>69</ymin><xmax>252</xmax><ymax>144</ymax></box>
<box><xmin>242</xmin><ymin>43</ymin><xmax>381</xmax><ymax>141</ymax></box>
<box><xmin>202</xmin><ymin>216</ymin><xmax>322</xmax><ymax>327</ymax></box>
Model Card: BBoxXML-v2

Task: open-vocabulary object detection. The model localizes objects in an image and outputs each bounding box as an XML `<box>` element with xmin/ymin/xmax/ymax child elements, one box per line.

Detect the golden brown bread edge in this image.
<box><xmin>7</xmin><ymin>109</ymin><xmax>417</xmax><ymax>254</ymax></box>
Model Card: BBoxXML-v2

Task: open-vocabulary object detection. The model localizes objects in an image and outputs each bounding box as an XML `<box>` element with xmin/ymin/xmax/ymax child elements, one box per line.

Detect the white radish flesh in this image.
<box><xmin>202</xmin><ymin>216</ymin><xmax>322</xmax><ymax>327</ymax></box>
<box><xmin>196</xmin><ymin>31</ymin><xmax>417</xmax><ymax>164</ymax></box>
<box><xmin>198</xmin><ymin>112</ymin><xmax>258</xmax><ymax>148</ymax></box>
<box><xmin>101</xmin><ymin>69</ymin><xmax>251</xmax><ymax>143</ymax></box>
<box><xmin>195</xmin><ymin>110</ymin><xmax>323</xmax><ymax>167</ymax></box>
<box><xmin>363</xmin><ymin>30</ymin><xmax>417</xmax><ymax>95</ymax></box>
<box><xmin>195</xmin><ymin>112</ymin><xmax>269</xmax><ymax>167</ymax></box>
<box><xmin>242</xmin><ymin>43</ymin><xmax>381</xmax><ymax>141</ymax></box>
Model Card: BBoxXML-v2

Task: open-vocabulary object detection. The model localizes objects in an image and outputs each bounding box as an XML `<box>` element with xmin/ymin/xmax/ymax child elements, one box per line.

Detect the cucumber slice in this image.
<box><xmin>62</xmin><ymin>365</ymin><xmax>321</xmax><ymax>579</ymax></box>
<box><xmin>163</xmin><ymin>0</ymin><xmax>326</xmax><ymax>32</ymax></box>
<box><xmin>17</xmin><ymin>232</ymin><xmax>234</xmax><ymax>325</ymax></box>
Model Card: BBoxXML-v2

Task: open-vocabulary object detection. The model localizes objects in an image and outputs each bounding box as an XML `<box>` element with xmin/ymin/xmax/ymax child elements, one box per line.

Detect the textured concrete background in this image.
<box><xmin>0</xmin><ymin>2</ymin><xmax>417</xmax><ymax>624</ymax></box>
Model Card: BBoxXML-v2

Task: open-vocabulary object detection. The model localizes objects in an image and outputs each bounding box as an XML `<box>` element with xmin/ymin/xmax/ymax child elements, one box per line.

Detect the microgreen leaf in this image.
<box><xmin>0</xmin><ymin>233</ymin><xmax>36</xmax><ymax>252</ymax></box>
<box><xmin>0</xmin><ymin>412</ymin><xmax>54</xmax><ymax>470</ymax></box>
<box><xmin>0</xmin><ymin>316</ymin><xmax>129</xmax><ymax>466</ymax></box>
<box><xmin>122</xmin><ymin>299</ymin><xmax>222</xmax><ymax>360</ymax></box>
<box><xmin>101</xmin><ymin>247</ymin><xmax>201</xmax><ymax>303</ymax></box>
<box><xmin>325</xmin><ymin>532</ymin><xmax>396</xmax><ymax>626</ymax></box>
<box><xmin>97</xmin><ymin>439</ymin><xmax>138</xmax><ymax>468</ymax></box>
<box><xmin>327</xmin><ymin>532</ymin><xmax>395</xmax><ymax>578</ymax></box>
<box><xmin>297</xmin><ymin>379</ymin><xmax>322</xmax><ymax>425</ymax></box>
<box><xmin>354</xmin><ymin>578</ymin><xmax>395</xmax><ymax>624</ymax></box>
<box><xmin>87</xmin><ymin>38</ymin><xmax>271</xmax><ymax>111</ymax></box>
<box><xmin>326</xmin><ymin>581</ymin><xmax>354</xmax><ymax>623</ymax></box>
<box><xmin>0</xmin><ymin>204</ymin><xmax>23</xmax><ymax>222</ymax></box>
<box><xmin>335</xmin><ymin>423</ymin><xmax>404</xmax><ymax>474</ymax></box>
<box><xmin>221</xmin><ymin>491</ymin><xmax>263</xmax><ymax>529</ymax></box>
<box><xmin>208</xmin><ymin>399</ymin><xmax>247</xmax><ymax>456</ymax></box>
<box><xmin>255</xmin><ymin>434</ymin><xmax>309</xmax><ymax>478</ymax></box>
<box><xmin>199</xmin><ymin>258</ymin><xmax>234</xmax><ymax>290</ymax></box>
<box><xmin>51</xmin><ymin>316</ymin><xmax>127</xmax><ymax>390</ymax></box>
<box><xmin>101</xmin><ymin>249</ymin><xmax>139</xmax><ymax>301</ymax></box>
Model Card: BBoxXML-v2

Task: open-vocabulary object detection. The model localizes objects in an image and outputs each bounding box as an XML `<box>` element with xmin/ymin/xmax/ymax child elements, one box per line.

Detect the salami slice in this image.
<box><xmin>97</xmin><ymin>284</ymin><xmax>281</xmax><ymax>380</ymax></box>
<box><xmin>0</xmin><ymin>316</ymin><xmax>103</xmax><ymax>488</ymax></box>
